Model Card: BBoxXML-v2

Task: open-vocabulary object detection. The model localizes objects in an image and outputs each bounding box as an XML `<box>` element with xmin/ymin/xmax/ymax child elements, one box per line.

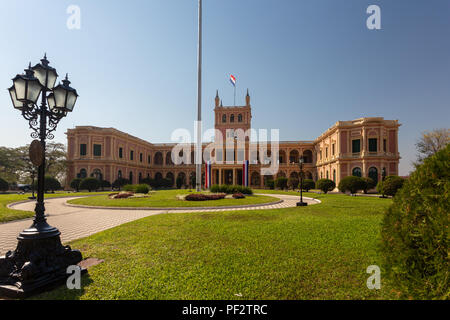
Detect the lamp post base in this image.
<box><xmin>0</xmin><ymin>234</ymin><xmax>82</xmax><ymax>299</ymax></box>
<box><xmin>296</xmin><ymin>202</ymin><xmax>308</xmax><ymax>207</ymax></box>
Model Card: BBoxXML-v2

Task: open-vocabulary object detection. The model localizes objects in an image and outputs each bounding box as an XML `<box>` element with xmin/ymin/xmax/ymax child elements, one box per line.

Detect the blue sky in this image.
<box><xmin>0</xmin><ymin>0</ymin><xmax>449</xmax><ymax>175</ymax></box>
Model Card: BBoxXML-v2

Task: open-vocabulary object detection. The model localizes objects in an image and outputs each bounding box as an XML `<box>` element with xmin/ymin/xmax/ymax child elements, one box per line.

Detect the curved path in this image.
<box><xmin>0</xmin><ymin>194</ymin><xmax>319</xmax><ymax>255</ymax></box>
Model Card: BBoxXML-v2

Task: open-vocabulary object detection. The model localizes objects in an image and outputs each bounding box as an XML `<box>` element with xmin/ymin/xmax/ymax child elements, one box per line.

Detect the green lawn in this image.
<box><xmin>34</xmin><ymin>193</ymin><xmax>398</xmax><ymax>300</ymax></box>
<box><xmin>0</xmin><ymin>192</ymin><xmax>110</xmax><ymax>223</ymax></box>
<box><xmin>67</xmin><ymin>189</ymin><xmax>279</xmax><ymax>208</ymax></box>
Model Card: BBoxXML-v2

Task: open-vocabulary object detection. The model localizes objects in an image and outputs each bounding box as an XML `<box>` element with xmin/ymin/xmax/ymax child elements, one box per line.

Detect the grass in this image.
<box><xmin>0</xmin><ymin>191</ymin><xmax>110</xmax><ymax>223</ymax></box>
<box><xmin>67</xmin><ymin>189</ymin><xmax>279</xmax><ymax>208</ymax></box>
<box><xmin>33</xmin><ymin>193</ymin><xmax>398</xmax><ymax>300</ymax></box>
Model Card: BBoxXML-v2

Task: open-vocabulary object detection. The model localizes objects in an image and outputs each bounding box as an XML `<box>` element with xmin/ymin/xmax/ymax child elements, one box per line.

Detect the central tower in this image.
<box><xmin>214</xmin><ymin>90</ymin><xmax>252</xmax><ymax>141</ymax></box>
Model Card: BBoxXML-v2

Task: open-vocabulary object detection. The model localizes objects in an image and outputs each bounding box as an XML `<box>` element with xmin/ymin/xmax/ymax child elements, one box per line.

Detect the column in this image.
<box><xmin>233</xmin><ymin>168</ymin><xmax>236</xmax><ymax>185</ymax></box>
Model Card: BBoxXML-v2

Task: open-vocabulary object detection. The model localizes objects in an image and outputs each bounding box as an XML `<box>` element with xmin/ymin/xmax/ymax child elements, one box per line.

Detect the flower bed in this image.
<box><xmin>232</xmin><ymin>193</ymin><xmax>246</xmax><ymax>199</ymax></box>
<box><xmin>185</xmin><ymin>193</ymin><xmax>227</xmax><ymax>201</ymax></box>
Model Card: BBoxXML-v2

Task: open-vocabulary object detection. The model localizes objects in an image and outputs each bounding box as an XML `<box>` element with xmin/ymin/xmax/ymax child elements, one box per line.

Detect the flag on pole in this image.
<box><xmin>242</xmin><ymin>160</ymin><xmax>249</xmax><ymax>187</ymax></box>
<box><xmin>205</xmin><ymin>161</ymin><xmax>212</xmax><ymax>189</ymax></box>
<box><xmin>229</xmin><ymin>74</ymin><xmax>236</xmax><ymax>87</ymax></box>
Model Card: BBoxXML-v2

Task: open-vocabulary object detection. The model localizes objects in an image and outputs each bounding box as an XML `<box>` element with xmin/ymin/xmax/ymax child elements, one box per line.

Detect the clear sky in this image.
<box><xmin>0</xmin><ymin>0</ymin><xmax>449</xmax><ymax>175</ymax></box>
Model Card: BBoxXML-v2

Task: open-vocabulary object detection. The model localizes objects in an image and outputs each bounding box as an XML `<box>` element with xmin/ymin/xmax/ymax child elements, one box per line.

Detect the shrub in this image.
<box><xmin>70</xmin><ymin>178</ymin><xmax>82</xmax><ymax>192</ymax></box>
<box><xmin>112</xmin><ymin>178</ymin><xmax>130</xmax><ymax>191</ymax></box>
<box><xmin>302</xmin><ymin>179</ymin><xmax>315</xmax><ymax>192</ymax></box>
<box><xmin>37</xmin><ymin>176</ymin><xmax>61</xmax><ymax>193</ymax></box>
<box><xmin>232</xmin><ymin>193</ymin><xmax>245</xmax><ymax>199</ymax></box>
<box><xmin>176</xmin><ymin>176</ymin><xmax>184</xmax><ymax>189</ymax></box>
<box><xmin>378</xmin><ymin>176</ymin><xmax>406</xmax><ymax>197</ymax></box>
<box><xmin>338</xmin><ymin>176</ymin><xmax>366</xmax><ymax>194</ymax></box>
<box><xmin>79</xmin><ymin>177</ymin><xmax>99</xmax><ymax>192</ymax></box>
<box><xmin>185</xmin><ymin>193</ymin><xmax>226</xmax><ymax>201</ymax></box>
<box><xmin>275</xmin><ymin>177</ymin><xmax>288</xmax><ymax>190</ymax></box>
<box><xmin>123</xmin><ymin>184</ymin><xmax>135</xmax><ymax>192</ymax></box>
<box><xmin>362</xmin><ymin>177</ymin><xmax>376</xmax><ymax>194</ymax></box>
<box><xmin>265</xmin><ymin>179</ymin><xmax>275</xmax><ymax>189</ymax></box>
<box><xmin>135</xmin><ymin>184</ymin><xmax>150</xmax><ymax>194</ymax></box>
<box><xmin>288</xmin><ymin>178</ymin><xmax>299</xmax><ymax>190</ymax></box>
<box><xmin>0</xmin><ymin>178</ymin><xmax>9</xmax><ymax>192</ymax></box>
<box><xmin>381</xmin><ymin>144</ymin><xmax>449</xmax><ymax>299</ymax></box>
<box><xmin>100</xmin><ymin>180</ymin><xmax>111</xmax><ymax>190</ymax></box>
<box><xmin>316</xmin><ymin>179</ymin><xmax>336</xmax><ymax>194</ymax></box>
<box><xmin>210</xmin><ymin>185</ymin><xmax>253</xmax><ymax>195</ymax></box>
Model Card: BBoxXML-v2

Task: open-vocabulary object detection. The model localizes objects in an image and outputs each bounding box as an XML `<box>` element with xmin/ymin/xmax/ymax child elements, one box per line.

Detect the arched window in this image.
<box><xmin>238</xmin><ymin>114</ymin><xmax>243</xmax><ymax>122</ymax></box>
<box><xmin>139</xmin><ymin>172</ymin><xmax>142</xmax><ymax>183</ymax></box>
<box><xmin>326</xmin><ymin>171</ymin><xmax>329</xmax><ymax>179</ymax></box>
<box><xmin>129</xmin><ymin>171</ymin><xmax>133</xmax><ymax>184</ymax></box>
<box><xmin>92</xmin><ymin>169</ymin><xmax>102</xmax><ymax>181</ymax></box>
<box><xmin>369</xmin><ymin>167</ymin><xmax>378</xmax><ymax>184</ymax></box>
<box><xmin>333</xmin><ymin>169</ymin><xmax>336</xmax><ymax>182</ymax></box>
<box><xmin>79</xmin><ymin>169</ymin><xmax>87</xmax><ymax>179</ymax></box>
<box><xmin>222</xmin><ymin>114</ymin><xmax>227</xmax><ymax>123</ymax></box>
<box><xmin>118</xmin><ymin>170</ymin><xmax>122</xmax><ymax>179</ymax></box>
<box><xmin>230</xmin><ymin>114</ymin><xmax>235</xmax><ymax>123</ymax></box>
<box><xmin>352</xmin><ymin>167</ymin><xmax>362</xmax><ymax>177</ymax></box>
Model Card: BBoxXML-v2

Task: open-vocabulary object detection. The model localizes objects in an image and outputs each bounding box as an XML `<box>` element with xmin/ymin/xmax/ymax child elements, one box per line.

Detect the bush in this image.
<box><xmin>288</xmin><ymin>178</ymin><xmax>299</xmax><ymax>190</ymax></box>
<box><xmin>265</xmin><ymin>179</ymin><xmax>275</xmax><ymax>190</ymax></box>
<box><xmin>135</xmin><ymin>184</ymin><xmax>150</xmax><ymax>194</ymax></box>
<box><xmin>0</xmin><ymin>178</ymin><xmax>9</xmax><ymax>192</ymax></box>
<box><xmin>100</xmin><ymin>180</ymin><xmax>111</xmax><ymax>190</ymax></box>
<box><xmin>381</xmin><ymin>144</ymin><xmax>449</xmax><ymax>299</ymax></box>
<box><xmin>112</xmin><ymin>178</ymin><xmax>130</xmax><ymax>190</ymax></box>
<box><xmin>302</xmin><ymin>179</ymin><xmax>315</xmax><ymax>192</ymax></box>
<box><xmin>210</xmin><ymin>185</ymin><xmax>253</xmax><ymax>195</ymax></box>
<box><xmin>275</xmin><ymin>177</ymin><xmax>288</xmax><ymax>190</ymax></box>
<box><xmin>39</xmin><ymin>176</ymin><xmax>61</xmax><ymax>192</ymax></box>
<box><xmin>362</xmin><ymin>177</ymin><xmax>376</xmax><ymax>194</ymax></box>
<box><xmin>185</xmin><ymin>193</ymin><xmax>226</xmax><ymax>201</ymax></box>
<box><xmin>232</xmin><ymin>193</ymin><xmax>245</xmax><ymax>199</ymax></box>
<box><xmin>378</xmin><ymin>176</ymin><xmax>406</xmax><ymax>197</ymax></box>
<box><xmin>70</xmin><ymin>178</ymin><xmax>82</xmax><ymax>192</ymax></box>
<box><xmin>316</xmin><ymin>179</ymin><xmax>336</xmax><ymax>194</ymax></box>
<box><xmin>338</xmin><ymin>176</ymin><xmax>366</xmax><ymax>194</ymax></box>
<box><xmin>123</xmin><ymin>184</ymin><xmax>135</xmax><ymax>192</ymax></box>
<box><xmin>79</xmin><ymin>177</ymin><xmax>99</xmax><ymax>192</ymax></box>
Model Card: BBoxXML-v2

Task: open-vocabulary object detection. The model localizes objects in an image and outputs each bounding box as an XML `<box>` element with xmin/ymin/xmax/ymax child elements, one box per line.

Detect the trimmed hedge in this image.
<box><xmin>70</xmin><ymin>178</ymin><xmax>82</xmax><ymax>192</ymax></box>
<box><xmin>377</xmin><ymin>176</ymin><xmax>405</xmax><ymax>197</ymax></box>
<box><xmin>185</xmin><ymin>193</ymin><xmax>226</xmax><ymax>201</ymax></box>
<box><xmin>79</xmin><ymin>177</ymin><xmax>99</xmax><ymax>192</ymax></box>
<box><xmin>122</xmin><ymin>184</ymin><xmax>150</xmax><ymax>194</ymax></box>
<box><xmin>316</xmin><ymin>179</ymin><xmax>335</xmax><ymax>194</ymax></box>
<box><xmin>112</xmin><ymin>178</ymin><xmax>130</xmax><ymax>190</ymax></box>
<box><xmin>302</xmin><ymin>179</ymin><xmax>315</xmax><ymax>192</ymax></box>
<box><xmin>362</xmin><ymin>177</ymin><xmax>376</xmax><ymax>194</ymax></box>
<box><xmin>275</xmin><ymin>177</ymin><xmax>288</xmax><ymax>190</ymax></box>
<box><xmin>381</xmin><ymin>144</ymin><xmax>449</xmax><ymax>299</ymax></box>
<box><xmin>210</xmin><ymin>185</ymin><xmax>253</xmax><ymax>195</ymax></box>
<box><xmin>33</xmin><ymin>176</ymin><xmax>62</xmax><ymax>192</ymax></box>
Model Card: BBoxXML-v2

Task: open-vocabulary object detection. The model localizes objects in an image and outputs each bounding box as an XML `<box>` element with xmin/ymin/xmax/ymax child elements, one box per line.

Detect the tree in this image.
<box><xmin>0</xmin><ymin>178</ymin><xmax>8</xmax><ymax>192</ymax></box>
<box><xmin>378</xmin><ymin>176</ymin><xmax>405</xmax><ymax>197</ymax></box>
<box><xmin>338</xmin><ymin>176</ymin><xmax>366</xmax><ymax>194</ymax></box>
<box><xmin>275</xmin><ymin>177</ymin><xmax>288</xmax><ymax>190</ymax></box>
<box><xmin>362</xmin><ymin>177</ymin><xmax>376</xmax><ymax>194</ymax></box>
<box><xmin>112</xmin><ymin>178</ymin><xmax>129</xmax><ymax>191</ymax></box>
<box><xmin>302</xmin><ymin>179</ymin><xmax>315</xmax><ymax>192</ymax></box>
<box><xmin>288</xmin><ymin>177</ymin><xmax>299</xmax><ymax>190</ymax></box>
<box><xmin>79</xmin><ymin>177</ymin><xmax>99</xmax><ymax>192</ymax></box>
<box><xmin>35</xmin><ymin>176</ymin><xmax>62</xmax><ymax>193</ymax></box>
<box><xmin>70</xmin><ymin>178</ymin><xmax>82</xmax><ymax>192</ymax></box>
<box><xmin>316</xmin><ymin>179</ymin><xmax>336</xmax><ymax>194</ymax></box>
<box><xmin>415</xmin><ymin>128</ymin><xmax>449</xmax><ymax>163</ymax></box>
<box><xmin>100</xmin><ymin>180</ymin><xmax>111</xmax><ymax>191</ymax></box>
<box><xmin>381</xmin><ymin>144</ymin><xmax>449</xmax><ymax>299</ymax></box>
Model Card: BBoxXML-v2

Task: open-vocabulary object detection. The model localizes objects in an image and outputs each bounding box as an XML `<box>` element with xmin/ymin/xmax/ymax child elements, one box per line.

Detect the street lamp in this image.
<box><xmin>0</xmin><ymin>55</ymin><xmax>81</xmax><ymax>298</ymax></box>
<box><xmin>297</xmin><ymin>157</ymin><xmax>308</xmax><ymax>207</ymax></box>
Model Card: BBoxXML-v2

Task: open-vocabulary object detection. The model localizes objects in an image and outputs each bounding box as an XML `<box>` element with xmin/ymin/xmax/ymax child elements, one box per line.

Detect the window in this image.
<box><xmin>369</xmin><ymin>138</ymin><xmax>377</xmax><ymax>152</ymax></box>
<box><xmin>333</xmin><ymin>169</ymin><xmax>336</xmax><ymax>182</ymax></box>
<box><xmin>238</xmin><ymin>114</ymin><xmax>243</xmax><ymax>122</ymax></box>
<box><xmin>352</xmin><ymin>139</ymin><xmax>361</xmax><ymax>153</ymax></box>
<box><xmin>383</xmin><ymin>139</ymin><xmax>387</xmax><ymax>152</ymax></box>
<box><xmin>352</xmin><ymin>167</ymin><xmax>362</xmax><ymax>177</ymax></box>
<box><xmin>93</xmin><ymin>144</ymin><xmax>101</xmax><ymax>157</ymax></box>
<box><xmin>326</xmin><ymin>171</ymin><xmax>329</xmax><ymax>179</ymax></box>
<box><xmin>222</xmin><ymin>115</ymin><xmax>227</xmax><ymax>123</ymax></box>
<box><xmin>325</xmin><ymin>147</ymin><xmax>328</xmax><ymax>158</ymax></box>
<box><xmin>119</xmin><ymin>147</ymin><xmax>123</xmax><ymax>158</ymax></box>
<box><xmin>332</xmin><ymin>144</ymin><xmax>335</xmax><ymax>156</ymax></box>
<box><xmin>230</xmin><ymin>114</ymin><xmax>235</xmax><ymax>123</ymax></box>
<box><xmin>80</xmin><ymin>144</ymin><xmax>87</xmax><ymax>156</ymax></box>
<box><xmin>129</xmin><ymin>171</ymin><xmax>133</xmax><ymax>184</ymax></box>
<box><xmin>140</xmin><ymin>153</ymin><xmax>143</xmax><ymax>162</ymax></box>
<box><xmin>130</xmin><ymin>151</ymin><xmax>134</xmax><ymax>161</ymax></box>
<box><xmin>148</xmin><ymin>155</ymin><xmax>151</xmax><ymax>164</ymax></box>
<box><xmin>118</xmin><ymin>170</ymin><xmax>122</xmax><ymax>179</ymax></box>
<box><xmin>369</xmin><ymin>167</ymin><xmax>378</xmax><ymax>184</ymax></box>
<box><xmin>78</xmin><ymin>169</ymin><xmax>87</xmax><ymax>179</ymax></box>
<box><xmin>320</xmin><ymin>151</ymin><xmax>322</xmax><ymax>160</ymax></box>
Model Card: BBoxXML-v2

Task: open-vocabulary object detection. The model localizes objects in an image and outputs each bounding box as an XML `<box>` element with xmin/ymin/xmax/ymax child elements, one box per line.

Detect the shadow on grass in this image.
<box><xmin>30</xmin><ymin>273</ymin><xmax>93</xmax><ymax>300</ymax></box>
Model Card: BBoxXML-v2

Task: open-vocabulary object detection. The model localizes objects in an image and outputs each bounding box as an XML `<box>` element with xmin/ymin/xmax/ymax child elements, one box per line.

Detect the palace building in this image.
<box><xmin>66</xmin><ymin>91</ymin><xmax>401</xmax><ymax>189</ymax></box>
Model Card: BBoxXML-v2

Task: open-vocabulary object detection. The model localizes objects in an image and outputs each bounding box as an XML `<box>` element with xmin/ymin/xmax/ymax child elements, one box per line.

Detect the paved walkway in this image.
<box><xmin>0</xmin><ymin>194</ymin><xmax>318</xmax><ymax>255</ymax></box>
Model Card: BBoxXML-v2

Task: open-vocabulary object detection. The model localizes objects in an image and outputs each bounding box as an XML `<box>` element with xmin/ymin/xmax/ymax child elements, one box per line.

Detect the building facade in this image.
<box><xmin>66</xmin><ymin>92</ymin><xmax>401</xmax><ymax>189</ymax></box>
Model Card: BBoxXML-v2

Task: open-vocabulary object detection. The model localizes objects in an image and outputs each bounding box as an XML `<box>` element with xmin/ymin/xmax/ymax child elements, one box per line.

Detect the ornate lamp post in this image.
<box><xmin>0</xmin><ymin>55</ymin><xmax>81</xmax><ymax>298</ymax></box>
<box><xmin>297</xmin><ymin>157</ymin><xmax>308</xmax><ymax>207</ymax></box>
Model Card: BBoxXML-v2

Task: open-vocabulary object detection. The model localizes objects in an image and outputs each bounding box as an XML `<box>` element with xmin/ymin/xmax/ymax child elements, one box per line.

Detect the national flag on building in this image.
<box><xmin>229</xmin><ymin>74</ymin><xmax>236</xmax><ymax>87</ymax></box>
<box><xmin>242</xmin><ymin>160</ymin><xmax>249</xmax><ymax>187</ymax></box>
<box><xmin>205</xmin><ymin>161</ymin><xmax>212</xmax><ymax>189</ymax></box>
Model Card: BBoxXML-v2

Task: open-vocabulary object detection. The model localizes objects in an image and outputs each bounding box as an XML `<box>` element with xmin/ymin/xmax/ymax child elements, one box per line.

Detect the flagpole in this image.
<box><xmin>234</xmin><ymin>85</ymin><xmax>236</xmax><ymax>106</ymax></box>
<box><xmin>196</xmin><ymin>0</ymin><xmax>202</xmax><ymax>192</ymax></box>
